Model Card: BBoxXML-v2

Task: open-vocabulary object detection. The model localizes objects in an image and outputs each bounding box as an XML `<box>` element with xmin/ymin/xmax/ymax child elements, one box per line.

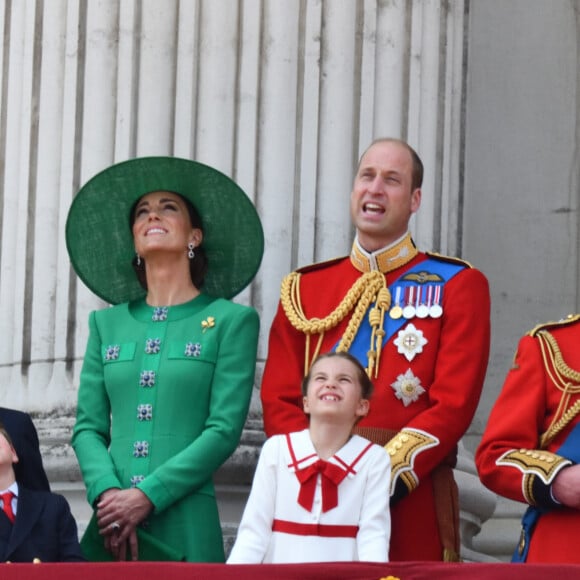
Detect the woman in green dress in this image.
<box><xmin>66</xmin><ymin>157</ymin><xmax>263</xmax><ymax>562</ymax></box>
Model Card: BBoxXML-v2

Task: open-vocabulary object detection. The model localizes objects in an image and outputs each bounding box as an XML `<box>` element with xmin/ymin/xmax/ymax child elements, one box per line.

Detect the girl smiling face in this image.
<box><xmin>302</xmin><ymin>354</ymin><xmax>371</xmax><ymax>425</ymax></box>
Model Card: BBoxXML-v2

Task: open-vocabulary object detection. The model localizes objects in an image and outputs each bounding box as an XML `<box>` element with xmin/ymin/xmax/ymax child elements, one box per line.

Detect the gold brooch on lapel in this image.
<box><xmin>201</xmin><ymin>316</ymin><xmax>215</xmax><ymax>332</ymax></box>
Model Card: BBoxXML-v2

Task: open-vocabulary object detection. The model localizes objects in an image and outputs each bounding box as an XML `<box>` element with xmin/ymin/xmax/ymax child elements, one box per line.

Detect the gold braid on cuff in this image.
<box><xmin>497</xmin><ymin>448</ymin><xmax>571</xmax><ymax>505</ymax></box>
<box><xmin>385</xmin><ymin>428</ymin><xmax>439</xmax><ymax>495</ymax></box>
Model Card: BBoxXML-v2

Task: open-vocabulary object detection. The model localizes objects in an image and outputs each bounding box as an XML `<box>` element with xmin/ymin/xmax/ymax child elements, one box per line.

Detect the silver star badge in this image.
<box><xmin>391</xmin><ymin>369</ymin><xmax>426</xmax><ymax>407</ymax></box>
<box><xmin>394</xmin><ymin>323</ymin><xmax>428</xmax><ymax>362</ymax></box>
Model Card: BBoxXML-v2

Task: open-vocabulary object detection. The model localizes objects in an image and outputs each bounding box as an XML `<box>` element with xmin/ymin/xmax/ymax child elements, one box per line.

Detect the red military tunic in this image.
<box><xmin>261</xmin><ymin>234</ymin><xmax>491</xmax><ymax>561</ymax></box>
<box><xmin>476</xmin><ymin>315</ymin><xmax>580</xmax><ymax>563</ymax></box>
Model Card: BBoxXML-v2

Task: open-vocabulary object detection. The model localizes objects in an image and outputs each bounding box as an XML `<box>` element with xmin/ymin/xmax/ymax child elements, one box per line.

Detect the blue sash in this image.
<box><xmin>512</xmin><ymin>422</ymin><xmax>580</xmax><ymax>562</ymax></box>
<box><xmin>337</xmin><ymin>258</ymin><xmax>465</xmax><ymax>366</ymax></box>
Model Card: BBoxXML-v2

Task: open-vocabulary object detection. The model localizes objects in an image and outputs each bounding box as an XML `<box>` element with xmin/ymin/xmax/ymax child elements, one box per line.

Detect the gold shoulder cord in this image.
<box><xmin>280</xmin><ymin>270</ymin><xmax>390</xmax><ymax>377</ymax></box>
<box><xmin>537</xmin><ymin>330</ymin><xmax>580</xmax><ymax>448</ymax></box>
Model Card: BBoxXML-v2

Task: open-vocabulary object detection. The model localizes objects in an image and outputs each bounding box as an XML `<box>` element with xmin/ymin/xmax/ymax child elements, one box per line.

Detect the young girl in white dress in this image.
<box><xmin>227</xmin><ymin>352</ymin><xmax>391</xmax><ymax>564</ymax></box>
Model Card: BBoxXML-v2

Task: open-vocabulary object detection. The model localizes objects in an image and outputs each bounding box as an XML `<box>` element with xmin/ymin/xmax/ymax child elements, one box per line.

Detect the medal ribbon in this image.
<box><xmin>426</xmin><ymin>285</ymin><xmax>433</xmax><ymax>307</ymax></box>
<box><xmin>433</xmin><ymin>284</ymin><xmax>441</xmax><ymax>307</ymax></box>
<box><xmin>295</xmin><ymin>459</ymin><xmax>348</xmax><ymax>513</ymax></box>
<box><xmin>406</xmin><ymin>286</ymin><xmax>414</xmax><ymax>309</ymax></box>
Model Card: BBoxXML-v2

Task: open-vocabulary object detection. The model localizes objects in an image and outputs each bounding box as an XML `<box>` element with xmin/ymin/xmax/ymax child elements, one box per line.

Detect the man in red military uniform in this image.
<box><xmin>476</xmin><ymin>314</ymin><xmax>580</xmax><ymax>563</ymax></box>
<box><xmin>261</xmin><ymin>138</ymin><xmax>491</xmax><ymax>561</ymax></box>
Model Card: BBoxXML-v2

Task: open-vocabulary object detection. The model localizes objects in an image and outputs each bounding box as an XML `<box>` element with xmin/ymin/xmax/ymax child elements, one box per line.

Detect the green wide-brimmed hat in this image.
<box><xmin>66</xmin><ymin>157</ymin><xmax>264</xmax><ymax>304</ymax></box>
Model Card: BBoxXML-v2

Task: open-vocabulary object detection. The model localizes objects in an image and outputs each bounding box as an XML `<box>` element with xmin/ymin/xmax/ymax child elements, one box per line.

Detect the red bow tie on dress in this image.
<box><xmin>295</xmin><ymin>459</ymin><xmax>348</xmax><ymax>513</ymax></box>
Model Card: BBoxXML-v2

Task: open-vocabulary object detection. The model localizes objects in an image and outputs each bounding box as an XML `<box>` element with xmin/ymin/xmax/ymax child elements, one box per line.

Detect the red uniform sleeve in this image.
<box><xmin>475</xmin><ymin>333</ymin><xmax>571</xmax><ymax>506</ymax></box>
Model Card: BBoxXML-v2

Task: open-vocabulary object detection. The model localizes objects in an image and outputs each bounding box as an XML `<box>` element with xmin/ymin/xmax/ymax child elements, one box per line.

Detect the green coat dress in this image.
<box><xmin>72</xmin><ymin>294</ymin><xmax>259</xmax><ymax>562</ymax></box>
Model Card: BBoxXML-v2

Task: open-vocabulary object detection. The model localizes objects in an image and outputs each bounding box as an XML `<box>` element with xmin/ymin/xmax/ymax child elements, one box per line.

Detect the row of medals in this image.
<box><xmin>389</xmin><ymin>284</ymin><xmax>443</xmax><ymax>320</ymax></box>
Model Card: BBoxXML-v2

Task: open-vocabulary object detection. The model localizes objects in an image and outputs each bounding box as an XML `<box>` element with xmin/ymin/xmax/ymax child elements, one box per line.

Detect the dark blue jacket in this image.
<box><xmin>0</xmin><ymin>487</ymin><xmax>85</xmax><ymax>562</ymax></box>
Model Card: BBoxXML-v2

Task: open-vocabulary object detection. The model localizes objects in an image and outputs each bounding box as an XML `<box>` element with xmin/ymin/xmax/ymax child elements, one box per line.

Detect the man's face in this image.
<box><xmin>350</xmin><ymin>141</ymin><xmax>421</xmax><ymax>252</ymax></box>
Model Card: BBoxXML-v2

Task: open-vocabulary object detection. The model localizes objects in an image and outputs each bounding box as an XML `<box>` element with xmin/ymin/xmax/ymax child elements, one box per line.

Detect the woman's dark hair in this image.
<box><xmin>129</xmin><ymin>191</ymin><xmax>208</xmax><ymax>290</ymax></box>
<box><xmin>301</xmin><ymin>351</ymin><xmax>374</xmax><ymax>399</ymax></box>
